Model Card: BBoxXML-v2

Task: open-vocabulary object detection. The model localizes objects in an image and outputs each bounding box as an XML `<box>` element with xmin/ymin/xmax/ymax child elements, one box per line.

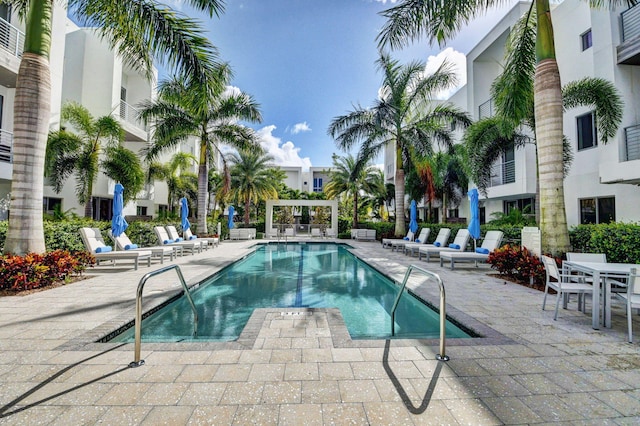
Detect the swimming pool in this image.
<box><xmin>111</xmin><ymin>242</ymin><xmax>471</xmax><ymax>342</ymax></box>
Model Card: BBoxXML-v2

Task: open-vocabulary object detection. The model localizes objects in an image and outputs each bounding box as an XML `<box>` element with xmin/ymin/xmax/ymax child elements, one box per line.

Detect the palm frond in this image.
<box><xmin>101</xmin><ymin>146</ymin><xmax>146</xmax><ymax>203</ymax></box>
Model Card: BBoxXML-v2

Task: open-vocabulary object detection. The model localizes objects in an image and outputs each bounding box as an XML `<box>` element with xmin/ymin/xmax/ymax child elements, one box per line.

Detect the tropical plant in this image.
<box><xmin>4</xmin><ymin>0</ymin><xmax>225</xmax><ymax>255</ymax></box>
<box><xmin>377</xmin><ymin>0</ymin><xmax>627</xmax><ymax>255</ymax></box>
<box><xmin>361</xmin><ymin>168</ymin><xmax>389</xmax><ymax>221</ymax></box>
<box><xmin>228</xmin><ymin>148</ymin><xmax>280</xmax><ymax>226</ymax></box>
<box><xmin>147</xmin><ymin>152</ymin><xmax>198</xmax><ymax>215</ymax></box>
<box><xmin>45</xmin><ymin>102</ymin><xmax>145</xmax><ymax>218</ymax></box>
<box><xmin>328</xmin><ymin>52</ymin><xmax>471</xmax><ymax>236</ymax></box>
<box><xmin>324</xmin><ymin>154</ymin><xmax>378</xmax><ymax>229</ymax></box>
<box><xmin>140</xmin><ymin>72</ymin><xmax>263</xmax><ymax>234</ymax></box>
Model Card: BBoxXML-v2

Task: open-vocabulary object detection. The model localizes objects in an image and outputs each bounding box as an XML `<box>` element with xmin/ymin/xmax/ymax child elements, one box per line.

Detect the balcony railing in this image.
<box><xmin>0</xmin><ymin>17</ymin><xmax>24</xmax><ymax>58</ymax></box>
<box><xmin>625</xmin><ymin>124</ymin><xmax>640</xmax><ymax>161</ymax></box>
<box><xmin>488</xmin><ymin>160</ymin><xmax>516</xmax><ymax>187</ymax></box>
<box><xmin>119</xmin><ymin>100</ymin><xmax>148</xmax><ymax>132</ymax></box>
<box><xmin>621</xmin><ymin>3</ymin><xmax>640</xmax><ymax>42</ymax></box>
<box><xmin>0</xmin><ymin>129</ymin><xmax>13</xmax><ymax>163</ymax></box>
<box><xmin>478</xmin><ymin>99</ymin><xmax>494</xmax><ymax>120</ymax></box>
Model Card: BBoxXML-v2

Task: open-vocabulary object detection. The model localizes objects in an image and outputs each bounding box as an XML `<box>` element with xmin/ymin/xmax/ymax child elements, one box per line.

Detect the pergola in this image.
<box><xmin>265</xmin><ymin>199</ymin><xmax>338</xmax><ymax>236</ymax></box>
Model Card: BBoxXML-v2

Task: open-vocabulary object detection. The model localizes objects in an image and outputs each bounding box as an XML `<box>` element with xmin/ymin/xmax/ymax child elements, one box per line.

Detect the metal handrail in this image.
<box><xmin>129</xmin><ymin>264</ymin><xmax>198</xmax><ymax>367</ymax></box>
<box><xmin>390</xmin><ymin>264</ymin><xmax>449</xmax><ymax>361</ymax></box>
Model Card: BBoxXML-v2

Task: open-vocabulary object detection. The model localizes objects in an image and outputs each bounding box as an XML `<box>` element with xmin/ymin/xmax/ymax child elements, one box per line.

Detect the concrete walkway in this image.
<box><xmin>1</xmin><ymin>238</ymin><xmax>640</xmax><ymax>425</ymax></box>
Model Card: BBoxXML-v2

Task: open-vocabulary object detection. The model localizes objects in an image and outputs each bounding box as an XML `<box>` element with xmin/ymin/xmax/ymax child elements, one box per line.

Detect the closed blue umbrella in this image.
<box><xmin>180</xmin><ymin>197</ymin><xmax>190</xmax><ymax>231</ymax></box>
<box><xmin>409</xmin><ymin>200</ymin><xmax>418</xmax><ymax>235</ymax></box>
<box><xmin>111</xmin><ymin>183</ymin><xmax>128</xmax><ymax>238</ymax></box>
<box><xmin>468</xmin><ymin>188</ymin><xmax>481</xmax><ymax>249</ymax></box>
<box><xmin>228</xmin><ymin>205</ymin><xmax>235</xmax><ymax>230</ymax></box>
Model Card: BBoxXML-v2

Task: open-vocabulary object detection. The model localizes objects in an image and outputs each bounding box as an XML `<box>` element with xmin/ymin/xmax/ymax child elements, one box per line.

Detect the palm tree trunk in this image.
<box><xmin>353</xmin><ymin>192</ymin><xmax>358</xmax><ymax>228</ymax></box>
<box><xmin>4</xmin><ymin>53</ymin><xmax>51</xmax><ymax>255</ymax></box>
<box><xmin>197</xmin><ymin>138</ymin><xmax>209</xmax><ymax>235</ymax></box>
<box><xmin>535</xmin><ymin>59</ymin><xmax>569</xmax><ymax>255</ymax></box>
<box><xmin>535</xmin><ymin>0</ymin><xmax>570</xmax><ymax>255</ymax></box>
<box><xmin>394</xmin><ymin>168</ymin><xmax>405</xmax><ymax>237</ymax></box>
<box><xmin>244</xmin><ymin>198</ymin><xmax>250</xmax><ymax>226</ymax></box>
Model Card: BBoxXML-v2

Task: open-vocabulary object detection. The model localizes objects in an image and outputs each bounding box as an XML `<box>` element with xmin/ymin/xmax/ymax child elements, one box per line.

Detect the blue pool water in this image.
<box><xmin>111</xmin><ymin>243</ymin><xmax>471</xmax><ymax>342</ymax></box>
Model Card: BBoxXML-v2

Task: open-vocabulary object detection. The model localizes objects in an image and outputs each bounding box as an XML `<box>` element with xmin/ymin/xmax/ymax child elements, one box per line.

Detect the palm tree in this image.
<box><xmin>4</xmin><ymin>0</ymin><xmax>225</xmax><ymax>255</ymax></box>
<box><xmin>45</xmin><ymin>102</ymin><xmax>145</xmax><ymax>218</ymax></box>
<box><xmin>140</xmin><ymin>73</ymin><xmax>263</xmax><ymax>234</ymax></box>
<box><xmin>228</xmin><ymin>148</ymin><xmax>279</xmax><ymax>226</ymax></box>
<box><xmin>377</xmin><ymin>0</ymin><xmax>627</xmax><ymax>254</ymax></box>
<box><xmin>324</xmin><ymin>153</ymin><xmax>378</xmax><ymax>229</ymax></box>
<box><xmin>362</xmin><ymin>168</ymin><xmax>389</xmax><ymax>221</ymax></box>
<box><xmin>464</xmin><ymin>10</ymin><xmax>622</xmax><ymax>244</ymax></box>
<box><xmin>328</xmin><ymin>52</ymin><xmax>471</xmax><ymax>237</ymax></box>
<box><xmin>147</xmin><ymin>152</ymin><xmax>198</xmax><ymax>216</ymax></box>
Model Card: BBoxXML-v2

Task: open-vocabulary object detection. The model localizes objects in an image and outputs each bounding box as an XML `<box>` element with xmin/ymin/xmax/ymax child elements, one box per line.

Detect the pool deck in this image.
<box><xmin>2</xmin><ymin>238</ymin><xmax>640</xmax><ymax>425</ymax></box>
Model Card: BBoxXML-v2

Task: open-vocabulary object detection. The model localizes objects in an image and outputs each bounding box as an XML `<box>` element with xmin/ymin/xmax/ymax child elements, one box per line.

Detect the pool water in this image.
<box><xmin>111</xmin><ymin>243</ymin><xmax>471</xmax><ymax>342</ymax></box>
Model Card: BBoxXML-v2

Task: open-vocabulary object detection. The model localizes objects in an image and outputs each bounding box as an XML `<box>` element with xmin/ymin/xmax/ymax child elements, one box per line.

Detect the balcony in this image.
<box><xmin>0</xmin><ymin>17</ymin><xmax>24</xmax><ymax>87</ymax></box>
<box><xmin>617</xmin><ymin>3</ymin><xmax>640</xmax><ymax>65</ymax></box>
<box><xmin>0</xmin><ymin>129</ymin><xmax>13</xmax><ymax>163</ymax></box>
<box><xmin>599</xmin><ymin>123</ymin><xmax>640</xmax><ymax>184</ymax></box>
<box><xmin>118</xmin><ymin>100</ymin><xmax>148</xmax><ymax>142</ymax></box>
<box><xmin>488</xmin><ymin>160</ymin><xmax>515</xmax><ymax>187</ymax></box>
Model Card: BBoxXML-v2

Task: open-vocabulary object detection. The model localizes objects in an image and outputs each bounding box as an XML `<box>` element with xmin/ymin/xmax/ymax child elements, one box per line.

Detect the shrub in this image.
<box><xmin>569</xmin><ymin>223</ymin><xmax>640</xmax><ymax>263</ymax></box>
<box><xmin>488</xmin><ymin>244</ymin><xmax>545</xmax><ymax>286</ymax></box>
<box><xmin>0</xmin><ymin>250</ymin><xmax>95</xmax><ymax>292</ymax></box>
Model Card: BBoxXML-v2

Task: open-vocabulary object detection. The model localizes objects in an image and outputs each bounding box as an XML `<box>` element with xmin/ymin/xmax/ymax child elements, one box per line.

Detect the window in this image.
<box><xmin>504</xmin><ymin>197</ymin><xmax>535</xmax><ymax>215</ymax></box>
<box><xmin>42</xmin><ymin>197</ymin><xmax>62</xmax><ymax>215</ymax></box>
<box><xmin>448</xmin><ymin>208</ymin><xmax>459</xmax><ymax>218</ymax></box>
<box><xmin>577</xmin><ymin>112</ymin><xmax>597</xmax><ymax>150</ymax></box>
<box><xmin>581</xmin><ymin>29</ymin><xmax>592</xmax><ymax>51</ymax></box>
<box><xmin>580</xmin><ymin>197</ymin><xmax>615</xmax><ymax>224</ymax></box>
<box><xmin>313</xmin><ymin>177</ymin><xmax>323</xmax><ymax>192</ymax></box>
<box><xmin>136</xmin><ymin>206</ymin><xmax>148</xmax><ymax>216</ymax></box>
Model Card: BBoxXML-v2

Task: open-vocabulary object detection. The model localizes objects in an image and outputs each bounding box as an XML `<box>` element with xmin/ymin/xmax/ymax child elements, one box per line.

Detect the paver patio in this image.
<box><xmin>1</xmin><ymin>238</ymin><xmax>640</xmax><ymax>425</ymax></box>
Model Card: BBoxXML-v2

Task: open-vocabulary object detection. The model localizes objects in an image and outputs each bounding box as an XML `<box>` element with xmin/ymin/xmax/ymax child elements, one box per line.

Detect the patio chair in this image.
<box><xmin>393</xmin><ymin>228</ymin><xmax>430</xmax><ymax>252</ymax></box>
<box><xmin>311</xmin><ymin>228</ymin><xmax>322</xmax><ymax>238</ymax></box>
<box><xmin>439</xmin><ymin>230</ymin><xmax>504</xmax><ymax>269</ymax></box>
<box><xmin>615</xmin><ymin>268</ymin><xmax>640</xmax><ymax>343</ymax></box>
<box><xmin>183</xmin><ymin>227</ymin><xmax>219</xmax><ymax>248</ymax></box>
<box><xmin>284</xmin><ymin>227</ymin><xmax>294</xmax><ymax>237</ymax></box>
<box><xmin>79</xmin><ymin>227</ymin><xmax>152</xmax><ymax>270</ymax></box>
<box><xmin>167</xmin><ymin>225</ymin><xmax>207</xmax><ymax>252</ymax></box>
<box><xmin>153</xmin><ymin>226</ymin><xmax>200</xmax><ymax>255</ymax></box>
<box><xmin>541</xmin><ymin>255</ymin><xmax>594</xmax><ymax>320</ymax></box>
<box><xmin>405</xmin><ymin>228</ymin><xmax>450</xmax><ymax>257</ymax></box>
<box><xmin>418</xmin><ymin>229</ymin><xmax>470</xmax><ymax>262</ymax></box>
<box><xmin>381</xmin><ymin>229</ymin><xmax>414</xmax><ymax>249</ymax></box>
<box><xmin>109</xmin><ymin>230</ymin><xmax>177</xmax><ymax>264</ymax></box>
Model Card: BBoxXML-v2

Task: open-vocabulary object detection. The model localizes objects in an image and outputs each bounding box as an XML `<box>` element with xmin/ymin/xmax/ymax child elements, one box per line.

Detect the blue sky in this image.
<box><xmin>167</xmin><ymin>0</ymin><xmax>517</xmax><ymax>169</ymax></box>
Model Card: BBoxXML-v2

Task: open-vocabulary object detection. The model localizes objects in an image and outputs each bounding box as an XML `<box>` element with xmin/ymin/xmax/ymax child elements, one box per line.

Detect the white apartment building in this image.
<box><xmin>386</xmin><ymin>0</ymin><xmax>640</xmax><ymax>227</ymax></box>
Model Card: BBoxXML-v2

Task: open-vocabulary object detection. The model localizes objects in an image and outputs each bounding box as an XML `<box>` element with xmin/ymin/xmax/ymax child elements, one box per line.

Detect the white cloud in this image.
<box><xmin>374</xmin><ymin>0</ymin><xmax>399</xmax><ymax>4</ymax></box>
<box><xmin>290</xmin><ymin>121</ymin><xmax>312</xmax><ymax>134</ymax></box>
<box><xmin>257</xmin><ymin>125</ymin><xmax>312</xmax><ymax>170</ymax></box>
<box><xmin>424</xmin><ymin>47</ymin><xmax>467</xmax><ymax>100</ymax></box>
<box><xmin>164</xmin><ymin>0</ymin><xmax>184</xmax><ymax>10</ymax></box>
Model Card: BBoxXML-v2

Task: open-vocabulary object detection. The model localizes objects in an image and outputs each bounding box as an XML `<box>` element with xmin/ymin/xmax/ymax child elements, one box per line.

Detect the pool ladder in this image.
<box><xmin>391</xmin><ymin>264</ymin><xmax>449</xmax><ymax>361</ymax></box>
<box><xmin>129</xmin><ymin>264</ymin><xmax>198</xmax><ymax>368</ymax></box>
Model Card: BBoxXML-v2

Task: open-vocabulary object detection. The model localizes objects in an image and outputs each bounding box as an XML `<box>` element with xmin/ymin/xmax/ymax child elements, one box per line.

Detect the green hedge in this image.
<box><xmin>569</xmin><ymin>223</ymin><xmax>640</xmax><ymax>263</ymax></box>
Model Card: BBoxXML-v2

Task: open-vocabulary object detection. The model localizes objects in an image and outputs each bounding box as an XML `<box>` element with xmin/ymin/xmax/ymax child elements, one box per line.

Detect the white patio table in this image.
<box><xmin>563</xmin><ymin>261</ymin><xmax>640</xmax><ymax>329</ymax></box>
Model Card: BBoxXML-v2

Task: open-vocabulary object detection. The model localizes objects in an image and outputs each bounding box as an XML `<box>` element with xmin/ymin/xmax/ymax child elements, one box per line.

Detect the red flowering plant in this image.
<box><xmin>487</xmin><ymin>245</ymin><xmax>546</xmax><ymax>288</ymax></box>
<box><xmin>0</xmin><ymin>250</ymin><xmax>95</xmax><ymax>292</ymax></box>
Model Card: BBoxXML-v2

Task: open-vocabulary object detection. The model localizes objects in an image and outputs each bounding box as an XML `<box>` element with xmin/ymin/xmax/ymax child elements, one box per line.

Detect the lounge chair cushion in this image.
<box><xmin>403</xmin><ymin>237</ymin><xmax>410</xmax><ymax>240</ymax></box>
<box><xmin>415</xmin><ymin>239</ymin><xmax>420</xmax><ymax>243</ymax></box>
<box><xmin>164</xmin><ymin>239</ymin><xmax>174</xmax><ymax>244</ymax></box>
<box><xmin>476</xmin><ymin>247</ymin><xmax>490</xmax><ymax>254</ymax></box>
<box><xmin>189</xmin><ymin>235</ymin><xmax>197</xmax><ymax>240</ymax></box>
<box><xmin>449</xmin><ymin>244</ymin><xmax>460</xmax><ymax>249</ymax></box>
<box><xmin>95</xmin><ymin>246</ymin><xmax>112</xmax><ymax>253</ymax></box>
<box><xmin>124</xmin><ymin>244</ymin><xmax>138</xmax><ymax>250</ymax></box>
<box><xmin>434</xmin><ymin>242</ymin><xmax>441</xmax><ymax>247</ymax></box>
<box><xmin>174</xmin><ymin>237</ymin><xmax>183</xmax><ymax>242</ymax></box>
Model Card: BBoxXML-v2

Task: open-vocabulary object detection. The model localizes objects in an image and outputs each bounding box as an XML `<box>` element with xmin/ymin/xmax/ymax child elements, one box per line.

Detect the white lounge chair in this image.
<box><xmin>382</xmin><ymin>230</ymin><xmax>414</xmax><ymax>249</ymax></box>
<box><xmin>541</xmin><ymin>255</ymin><xmax>594</xmax><ymax>320</ymax></box>
<box><xmin>406</xmin><ymin>228</ymin><xmax>450</xmax><ymax>257</ymax></box>
<box><xmin>110</xmin><ymin>230</ymin><xmax>177</xmax><ymax>264</ymax></box>
<box><xmin>167</xmin><ymin>225</ymin><xmax>207</xmax><ymax>251</ymax></box>
<box><xmin>154</xmin><ymin>226</ymin><xmax>200</xmax><ymax>255</ymax></box>
<box><xmin>418</xmin><ymin>229</ymin><xmax>470</xmax><ymax>262</ymax></box>
<box><xmin>440</xmin><ymin>230</ymin><xmax>504</xmax><ymax>269</ymax></box>
<box><xmin>311</xmin><ymin>228</ymin><xmax>322</xmax><ymax>238</ymax></box>
<box><xmin>184</xmin><ymin>227</ymin><xmax>219</xmax><ymax>247</ymax></box>
<box><xmin>392</xmin><ymin>228</ymin><xmax>429</xmax><ymax>252</ymax></box>
<box><xmin>79</xmin><ymin>227</ymin><xmax>152</xmax><ymax>270</ymax></box>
